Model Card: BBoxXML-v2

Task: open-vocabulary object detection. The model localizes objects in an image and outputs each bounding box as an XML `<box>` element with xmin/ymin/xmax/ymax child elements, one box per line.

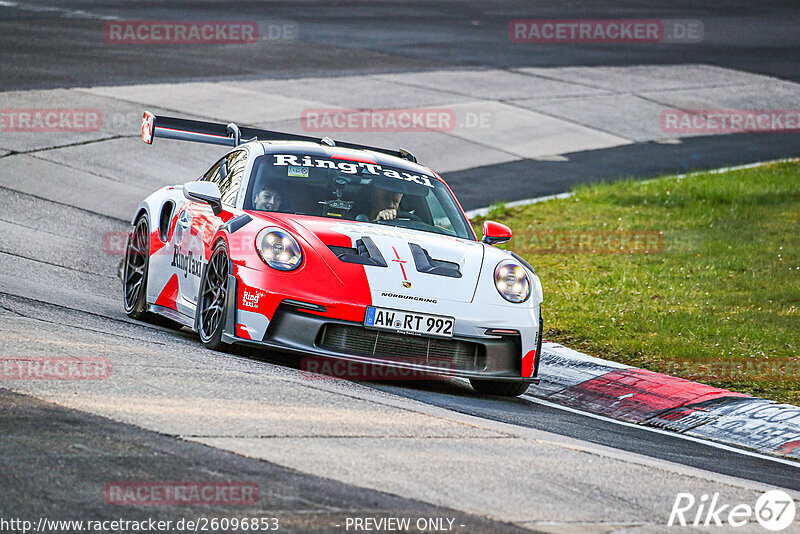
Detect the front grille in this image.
<box><xmin>318</xmin><ymin>324</ymin><xmax>486</xmax><ymax>371</ymax></box>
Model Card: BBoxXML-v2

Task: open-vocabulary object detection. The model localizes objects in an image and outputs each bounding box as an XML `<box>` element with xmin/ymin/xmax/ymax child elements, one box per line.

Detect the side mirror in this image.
<box><xmin>183</xmin><ymin>181</ymin><xmax>222</xmax><ymax>216</ymax></box>
<box><xmin>481</xmin><ymin>220</ymin><xmax>512</xmax><ymax>245</ymax></box>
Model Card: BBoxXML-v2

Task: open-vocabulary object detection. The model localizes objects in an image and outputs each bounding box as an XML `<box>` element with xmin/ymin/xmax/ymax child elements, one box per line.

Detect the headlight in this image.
<box><xmin>494</xmin><ymin>260</ymin><xmax>530</xmax><ymax>303</ymax></box>
<box><xmin>256</xmin><ymin>228</ymin><xmax>302</xmax><ymax>271</ymax></box>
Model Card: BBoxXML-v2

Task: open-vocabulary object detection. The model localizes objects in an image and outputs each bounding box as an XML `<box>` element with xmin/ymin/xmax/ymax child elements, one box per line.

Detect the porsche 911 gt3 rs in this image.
<box><xmin>123</xmin><ymin>112</ymin><xmax>543</xmax><ymax>396</ymax></box>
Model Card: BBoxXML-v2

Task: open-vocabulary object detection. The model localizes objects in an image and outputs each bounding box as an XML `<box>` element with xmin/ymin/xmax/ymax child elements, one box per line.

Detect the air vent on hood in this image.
<box><xmin>328</xmin><ymin>236</ymin><xmax>387</xmax><ymax>267</ymax></box>
<box><xmin>409</xmin><ymin>243</ymin><xmax>461</xmax><ymax>278</ymax></box>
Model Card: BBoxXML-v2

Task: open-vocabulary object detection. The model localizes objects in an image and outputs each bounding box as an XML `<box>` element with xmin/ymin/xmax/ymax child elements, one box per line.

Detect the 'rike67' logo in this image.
<box><xmin>669</xmin><ymin>490</ymin><xmax>796</xmax><ymax>531</ymax></box>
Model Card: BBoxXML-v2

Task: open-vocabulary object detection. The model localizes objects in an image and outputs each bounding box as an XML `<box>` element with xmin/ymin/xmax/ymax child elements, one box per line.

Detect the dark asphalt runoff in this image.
<box><xmin>1</xmin><ymin>1</ymin><xmax>799</xmax><ymax>204</ymax></box>
<box><xmin>0</xmin><ymin>388</ymin><xmax>534</xmax><ymax>534</ymax></box>
<box><xmin>1</xmin><ymin>0</ymin><xmax>799</xmax><ymax>90</ymax></box>
<box><xmin>451</xmin><ymin>131</ymin><xmax>800</xmax><ymax>209</ymax></box>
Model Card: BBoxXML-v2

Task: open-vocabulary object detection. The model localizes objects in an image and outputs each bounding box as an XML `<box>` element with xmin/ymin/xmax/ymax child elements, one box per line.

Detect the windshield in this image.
<box><xmin>244</xmin><ymin>153</ymin><xmax>474</xmax><ymax>240</ymax></box>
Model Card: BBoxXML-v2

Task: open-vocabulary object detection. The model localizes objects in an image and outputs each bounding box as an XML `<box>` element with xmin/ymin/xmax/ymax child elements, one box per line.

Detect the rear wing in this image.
<box><xmin>140</xmin><ymin>111</ymin><xmax>417</xmax><ymax>163</ymax></box>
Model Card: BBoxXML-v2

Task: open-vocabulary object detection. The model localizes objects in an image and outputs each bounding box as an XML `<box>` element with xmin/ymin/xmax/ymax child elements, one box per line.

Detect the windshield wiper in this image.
<box><xmin>375</xmin><ymin>219</ymin><xmax>454</xmax><ymax>236</ymax></box>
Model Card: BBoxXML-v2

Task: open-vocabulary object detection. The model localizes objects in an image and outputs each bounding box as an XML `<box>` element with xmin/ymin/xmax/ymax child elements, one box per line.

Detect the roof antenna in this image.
<box><xmin>227</xmin><ymin>123</ymin><xmax>241</xmax><ymax>146</ymax></box>
<box><xmin>398</xmin><ymin>148</ymin><xmax>417</xmax><ymax>163</ymax></box>
<box><xmin>320</xmin><ymin>137</ymin><xmax>336</xmax><ymax>147</ymax></box>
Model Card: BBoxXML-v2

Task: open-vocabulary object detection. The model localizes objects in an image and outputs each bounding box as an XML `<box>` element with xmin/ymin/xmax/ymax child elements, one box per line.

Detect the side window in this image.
<box><xmin>219</xmin><ymin>150</ymin><xmax>248</xmax><ymax>206</ymax></box>
<box><xmin>428</xmin><ymin>188</ymin><xmax>467</xmax><ymax>237</ymax></box>
<box><xmin>202</xmin><ymin>159</ymin><xmax>223</xmax><ymax>184</ymax></box>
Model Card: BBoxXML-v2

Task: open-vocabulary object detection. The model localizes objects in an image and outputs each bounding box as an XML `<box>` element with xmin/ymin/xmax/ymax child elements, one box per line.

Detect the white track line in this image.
<box><xmin>466</xmin><ymin>192</ymin><xmax>573</xmax><ymax>218</ymax></box>
<box><xmin>522</xmin><ymin>394</ymin><xmax>800</xmax><ymax>469</ymax></box>
<box><xmin>465</xmin><ymin>157</ymin><xmax>797</xmax><ymax>219</ymax></box>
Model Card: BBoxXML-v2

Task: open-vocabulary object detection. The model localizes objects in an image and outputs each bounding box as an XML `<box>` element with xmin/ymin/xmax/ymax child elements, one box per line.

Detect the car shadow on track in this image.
<box><xmin>224</xmin><ymin>341</ymin><xmax>532</xmax><ymax>404</ymax></box>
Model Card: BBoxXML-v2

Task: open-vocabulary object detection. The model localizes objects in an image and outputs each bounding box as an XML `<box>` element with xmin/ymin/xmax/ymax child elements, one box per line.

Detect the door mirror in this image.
<box><xmin>183</xmin><ymin>181</ymin><xmax>222</xmax><ymax>215</ymax></box>
<box><xmin>481</xmin><ymin>220</ymin><xmax>512</xmax><ymax>245</ymax></box>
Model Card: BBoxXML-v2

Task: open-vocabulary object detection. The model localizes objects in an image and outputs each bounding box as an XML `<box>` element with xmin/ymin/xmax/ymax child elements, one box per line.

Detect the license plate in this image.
<box><xmin>364</xmin><ymin>307</ymin><xmax>454</xmax><ymax>338</ymax></box>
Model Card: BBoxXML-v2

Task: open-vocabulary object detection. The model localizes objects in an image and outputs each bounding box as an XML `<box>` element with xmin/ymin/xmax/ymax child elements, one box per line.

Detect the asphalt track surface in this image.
<box><xmin>2</xmin><ymin>1</ymin><xmax>800</xmax><ymax>532</ymax></box>
<box><xmin>3</xmin><ymin>0</ymin><xmax>800</xmax><ymax>206</ymax></box>
<box><xmin>2</xmin><ymin>0</ymin><xmax>800</xmax><ymax>89</ymax></box>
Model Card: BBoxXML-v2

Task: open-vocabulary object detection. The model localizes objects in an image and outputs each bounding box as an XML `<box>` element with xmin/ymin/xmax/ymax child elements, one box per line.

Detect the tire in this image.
<box><xmin>123</xmin><ymin>215</ymin><xmax>152</xmax><ymax>320</ymax></box>
<box><xmin>469</xmin><ymin>379</ymin><xmax>530</xmax><ymax>397</ymax></box>
<box><xmin>123</xmin><ymin>214</ymin><xmax>183</xmax><ymax>329</ymax></box>
<box><xmin>196</xmin><ymin>241</ymin><xmax>231</xmax><ymax>351</ymax></box>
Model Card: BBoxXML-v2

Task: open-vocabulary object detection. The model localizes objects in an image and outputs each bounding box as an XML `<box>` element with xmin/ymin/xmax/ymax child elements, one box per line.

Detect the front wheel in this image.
<box><xmin>469</xmin><ymin>379</ymin><xmax>530</xmax><ymax>397</ymax></box>
<box><xmin>197</xmin><ymin>241</ymin><xmax>231</xmax><ymax>350</ymax></box>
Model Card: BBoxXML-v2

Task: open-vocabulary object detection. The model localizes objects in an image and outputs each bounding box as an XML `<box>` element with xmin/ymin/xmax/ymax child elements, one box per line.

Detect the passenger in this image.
<box><xmin>253</xmin><ymin>186</ymin><xmax>282</xmax><ymax>211</ymax></box>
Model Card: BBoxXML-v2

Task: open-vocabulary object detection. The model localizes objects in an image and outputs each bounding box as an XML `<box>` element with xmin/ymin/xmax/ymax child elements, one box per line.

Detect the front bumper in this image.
<box><xmin>223</xmin><ymin>294</ymin><xmax>540</xmax><ymax>383</ymax></box>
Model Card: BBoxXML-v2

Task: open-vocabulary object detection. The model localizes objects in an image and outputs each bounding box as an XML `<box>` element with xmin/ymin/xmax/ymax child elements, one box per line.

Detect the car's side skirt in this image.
<box><xmin>148</xmin><ymin>304</ymin><xmax>195</xmax><ymax>329</ymax></box>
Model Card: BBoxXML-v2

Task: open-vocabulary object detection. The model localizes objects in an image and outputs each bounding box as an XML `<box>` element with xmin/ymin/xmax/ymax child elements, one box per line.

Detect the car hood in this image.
<box><xmin>254</xmin><ymin>213</ymin><xmax>486</xmax><ymax>304</ymax></box>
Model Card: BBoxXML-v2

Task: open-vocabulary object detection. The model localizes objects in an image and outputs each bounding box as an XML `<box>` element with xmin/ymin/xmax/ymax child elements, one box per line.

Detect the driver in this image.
<box><xmin>253</xmin><ymin>186</ymin><xmax>282</xmax><ymax>211</ymax></box>
<box><xmin>368</xmin><ymin>188</ymin><xmax>403</xmax><ymax>221</ymax></box>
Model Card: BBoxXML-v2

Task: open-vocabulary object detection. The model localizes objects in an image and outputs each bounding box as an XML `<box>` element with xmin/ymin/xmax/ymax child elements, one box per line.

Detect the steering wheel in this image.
<box><xmin>396</xmin><ymin>210</ymin><xmax>423</xmax><ymax>222</ymax></box>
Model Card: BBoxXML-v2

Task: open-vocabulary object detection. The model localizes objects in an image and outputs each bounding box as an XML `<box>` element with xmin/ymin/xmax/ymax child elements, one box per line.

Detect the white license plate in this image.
<box><xmin>364</xmin><ymin>307</ymin><xmax>454</xmax><ymax>338</ymax></box>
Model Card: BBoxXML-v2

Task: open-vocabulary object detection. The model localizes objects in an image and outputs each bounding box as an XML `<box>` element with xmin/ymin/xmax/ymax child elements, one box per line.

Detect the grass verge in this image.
<box><xmin>472</xmin><ymin>161</ymin><xmax>800</xmax><ymax>405</ymax></box>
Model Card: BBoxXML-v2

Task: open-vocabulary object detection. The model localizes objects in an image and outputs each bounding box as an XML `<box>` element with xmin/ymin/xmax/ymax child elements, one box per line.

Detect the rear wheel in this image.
<box><xmin>469</xmin><ymin>379</ymin><xmax>530</xmax><ymax>397</ymax></box>
<box><xmin>123</xmin><ymin>215</ymin><xmax>151</xmax><ymax>320</ymax></box>
<box><xmin>197</xmin><ymin>241</ymin><xmax>231</xmax><ymax>350</ymax></box>
<box><xmin>123</xmin><ymin>214</ymin><xmax>184</xmax><ymax>329</ymax></box>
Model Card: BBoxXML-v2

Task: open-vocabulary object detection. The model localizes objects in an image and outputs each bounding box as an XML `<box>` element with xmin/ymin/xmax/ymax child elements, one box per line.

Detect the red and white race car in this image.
<box><xmin>124</xmin><ymin>112</ymin><xmax>543</xmax><ymax>396</ymax></box>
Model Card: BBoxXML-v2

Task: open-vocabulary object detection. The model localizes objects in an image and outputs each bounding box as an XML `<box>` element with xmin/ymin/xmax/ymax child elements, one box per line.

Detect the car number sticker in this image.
<box><xmin>287</xmin><ymin>165</ymin><xmax>309</xmax><ymax>177</ymax></box>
